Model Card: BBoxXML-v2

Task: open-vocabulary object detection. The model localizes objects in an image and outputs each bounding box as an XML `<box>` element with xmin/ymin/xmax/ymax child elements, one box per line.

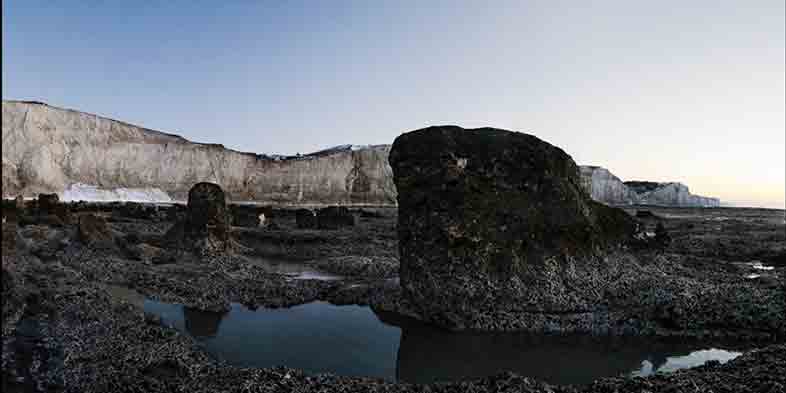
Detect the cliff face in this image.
<box><xmin>579</xmin><ymin>166</ymin><xmax>720</xmax><ymax>207</ymax></box>
<box><xmin>2</xmin><ymin>100</ymin><xmax>396</xmax><ymax>205</ymax></box>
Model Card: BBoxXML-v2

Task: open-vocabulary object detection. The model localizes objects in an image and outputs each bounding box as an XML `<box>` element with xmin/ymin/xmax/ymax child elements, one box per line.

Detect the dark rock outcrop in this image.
<box><xmin>165</xmin><ymin>182</ymin><xmax>232</xmax><ymax>254</ymax></box>
<box><xmin>186</xmin><ymin>183</ymin><xmax>229</xmax><ymax>237</ymax></box>
<box><xmin>37</xmin><ymin>193</ymin><xmax>60</xmax><ymax>213</ymax></box>
<box><xmin>390</xmin><ymin>126</ymin><xmax>784</xmax><ymax>335</ymax></box>
<box><xmin>77</xmin><ymin>214</ymin><xmax>116</xmax><ymax>249</ymax></box>
<box><xmin>16</xmin><ymin>193</ymin><xmax>71</xmax><ymax>227</ymax></box>
<box><xmin>389</xmin><ymin>126</ymin><xmax>639</xmax><ymax>329</ymax></box>
<box><xmin>295</xmin><ymin>209</ymin><xmax>317</xmax><ymax>229</ymax></box>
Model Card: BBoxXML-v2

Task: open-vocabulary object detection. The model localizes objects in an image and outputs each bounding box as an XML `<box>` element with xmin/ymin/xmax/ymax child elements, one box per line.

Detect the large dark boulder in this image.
<box><xmin>186</xmin><ymin>183</ymin><xmax>229</xmax><ymax>235</ymax></box>
<box><xmin>166</xmin><ymin>183</ymin><xmax>231</xmax><ymax>254</ymax></box>
<box><xmin>389</xmin><ymin>126</ymin><xmax>639</xmax><ymax>329</ymax></box>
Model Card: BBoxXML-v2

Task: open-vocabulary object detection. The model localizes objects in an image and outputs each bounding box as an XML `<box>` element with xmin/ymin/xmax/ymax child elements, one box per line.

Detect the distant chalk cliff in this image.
<box><xmin>2</xmin><ymin>100</ymin><xmax>719</xmax><ymax>207</ymax></box>
<box><xmin>579</xmin><ymin>166</ymin><xmax>720</xmax><ymax>207</ymax></box>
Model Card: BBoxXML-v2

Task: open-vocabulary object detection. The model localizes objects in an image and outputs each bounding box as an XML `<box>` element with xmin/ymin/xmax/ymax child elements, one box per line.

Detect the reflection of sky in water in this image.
<box><xmin>632</xmin><ymin>349</ymin><xmax>742</xmax><ymax>377</ymax></box>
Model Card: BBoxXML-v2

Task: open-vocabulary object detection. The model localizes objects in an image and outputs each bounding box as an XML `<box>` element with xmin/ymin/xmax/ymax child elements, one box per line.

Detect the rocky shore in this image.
<box><xmin>3</xmin><ymin>195</ymin><xmax>784</xmax><ymax>392</ymax></box>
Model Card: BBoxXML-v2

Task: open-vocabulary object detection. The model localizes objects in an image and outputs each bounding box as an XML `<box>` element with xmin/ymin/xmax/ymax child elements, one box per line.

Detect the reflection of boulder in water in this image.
<box><xmin>377</xmin><ymin>311</ymin><xmax>735</xmax><ymax>385</ymax></box>
<box><xmin>183</xmin><ymin>307</ymin><xmax>226</xmax><ymax>338</ymax></box>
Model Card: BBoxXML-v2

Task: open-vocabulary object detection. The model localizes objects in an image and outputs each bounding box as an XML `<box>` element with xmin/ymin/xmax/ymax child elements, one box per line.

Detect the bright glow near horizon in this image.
<box><xmin>2</xmin><ymin>1</ymin><xmax>784</xmax><ymax>208</ymax></box>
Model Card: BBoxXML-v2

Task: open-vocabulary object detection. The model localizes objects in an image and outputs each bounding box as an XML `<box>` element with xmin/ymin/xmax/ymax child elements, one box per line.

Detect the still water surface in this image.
<box><xmin>144</xmin><ymin>300</ymin><xmax>743</xmax><ymax>385</ymax></box>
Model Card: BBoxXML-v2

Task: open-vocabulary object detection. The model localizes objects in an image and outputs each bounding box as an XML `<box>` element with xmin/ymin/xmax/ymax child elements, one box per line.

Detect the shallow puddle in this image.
<box><xmin>144</xmin><ymin>300</ymin><xmax>746</xmax><ymax>385</ymax></box>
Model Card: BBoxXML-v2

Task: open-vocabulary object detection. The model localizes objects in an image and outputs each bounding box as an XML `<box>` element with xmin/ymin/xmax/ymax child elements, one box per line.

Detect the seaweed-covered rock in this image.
<box><xmin>187</xmin><ymin>183</ymin><xmax>229</xmax><ymax>234</ymax></box>
<box><xmin>166</xmin><ymin>182</ymin><xmax>231</xmax><ymax>254</ymax></box>
<box><xmin>78</xmin><ymin>214</ymin><xmax>116</xmax><ymax>249</ymax></box>
<box><xmin>389</xmin><ymin>126</ymin><xmax>639</xmax><ymax>329</ymax></box>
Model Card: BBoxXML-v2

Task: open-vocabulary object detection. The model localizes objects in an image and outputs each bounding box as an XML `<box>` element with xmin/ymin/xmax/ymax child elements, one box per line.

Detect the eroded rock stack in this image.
<box><xmin>166</xmin><ymin>182</ymin><xmax>231</xmax><ymax>254</ymax></box>
<box><xmin>389</xmin><ymin>126</ymin><xmax>639</xmax><ymax>330</ymax></box>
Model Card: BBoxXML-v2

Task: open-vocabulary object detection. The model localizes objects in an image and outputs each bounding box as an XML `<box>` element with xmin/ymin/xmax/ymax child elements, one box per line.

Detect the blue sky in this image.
<box><xmin>3</xmin><ymin>1</ymin><xmax>784</xmax><ymax>208</ymax></box>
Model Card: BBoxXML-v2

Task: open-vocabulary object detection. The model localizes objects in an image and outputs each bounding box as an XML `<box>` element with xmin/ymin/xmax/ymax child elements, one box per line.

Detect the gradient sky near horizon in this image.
<box><xmin>3</xmin><ymin>1</ymin><xmax>784</xmax><ymax>208</ymax></box>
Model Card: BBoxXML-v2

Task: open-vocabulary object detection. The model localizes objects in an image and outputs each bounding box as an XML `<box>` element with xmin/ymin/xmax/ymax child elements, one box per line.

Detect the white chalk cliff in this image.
<box><xmin>579</xmin><ymin>166</ymin><xmax>720</xmax><ymax>207</ymax></box>
<box><xmin>2</xmin><ymin>100</ymin><xmax>395</xmax><ymax>205</ymax></box>
<box><xmin>2</xmin><ymin>100</ymin><xmax>719</xmax><ymax>207</ymax></box>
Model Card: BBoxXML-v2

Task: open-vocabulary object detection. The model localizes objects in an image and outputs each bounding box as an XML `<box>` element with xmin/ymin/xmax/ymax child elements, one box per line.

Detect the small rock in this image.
<box><xmin>78</xmin><ymin>214</ymin><xmax>116</xmax><ymax>248</ymax></box>
<box><xmin>37</xmin><ymin>193</ymin><xmax>60</xmax><ymax>214</ymax></box>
